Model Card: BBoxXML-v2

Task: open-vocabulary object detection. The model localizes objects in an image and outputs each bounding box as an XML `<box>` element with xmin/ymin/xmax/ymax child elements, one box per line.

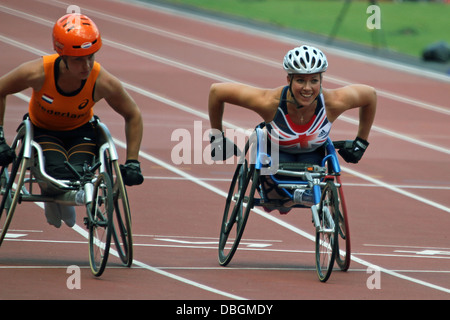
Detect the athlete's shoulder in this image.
<box><xmin>9</xmin><ymin>57</ymin><xmax>46</xmax><ymax>92</ymax></box>
<box><xmin>93</xmin><ymin>66</ymin><xmax>125</xmax><ymax>101</ymax></box>
<box><xmin>324</xmin><ymin>85</ymin><xmax>375</xmax><ymax>107</ymax></box>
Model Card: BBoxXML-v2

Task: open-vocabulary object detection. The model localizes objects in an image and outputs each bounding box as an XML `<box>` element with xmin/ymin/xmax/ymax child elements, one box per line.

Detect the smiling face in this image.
<box><xmin>287</xmin><ymin>73</ymin><xmax>322</xmax><ymax>106</ymax></box>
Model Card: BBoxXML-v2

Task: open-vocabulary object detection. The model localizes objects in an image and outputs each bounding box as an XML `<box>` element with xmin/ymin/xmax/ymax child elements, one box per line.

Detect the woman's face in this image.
<box><xmin>65</xmin><ymin>54</ymin><xmax>95</xmax><ymax>80</ymax></box>
<box><xmin>287</xmin><ymin>73</ymin><xmax>322</xmax><ymax>106</ymax></box>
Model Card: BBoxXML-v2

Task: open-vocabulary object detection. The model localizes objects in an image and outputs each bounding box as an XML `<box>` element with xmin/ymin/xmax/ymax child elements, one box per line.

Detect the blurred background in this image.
<box><xmin>148</xmin><ymin>0</ymin><xmax>450</xmax><ymax>74</ymax></box>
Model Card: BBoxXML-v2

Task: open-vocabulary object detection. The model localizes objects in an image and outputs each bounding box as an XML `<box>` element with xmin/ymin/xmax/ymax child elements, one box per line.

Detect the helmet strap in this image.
<box><xmin>61</xmin><ymin>56</ymin><xmax>69</xmax><ymax>70</ymax></box>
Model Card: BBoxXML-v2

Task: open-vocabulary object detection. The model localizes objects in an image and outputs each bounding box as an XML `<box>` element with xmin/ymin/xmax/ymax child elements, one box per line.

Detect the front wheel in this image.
<box><xmin>0</xmin><ymin>129</ymin><xmax>28</xmax><ymax>247</ymax></box>
<box><xmin>218</xmin><ymin>140</ymin><xmax>259</xmax><ymax>266</ymax></box>
<box><xmin>88</xmin><ymin>172</ymin><xmax>114</xmax><ymax>277</ymax></box>
<box><xmin>315</xmin><ymin>180</ymin><xmax>339</xmax><ymax>282</ymax></box>
<box><xmin>110</xmin><ymin>160</ymin><xmax>133</xmax><ymax>267</ymax></box>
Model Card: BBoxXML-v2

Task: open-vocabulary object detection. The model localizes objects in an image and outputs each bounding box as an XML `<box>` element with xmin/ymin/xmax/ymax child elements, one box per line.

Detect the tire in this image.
<box><xmin>88</xmin><ymin>172</ymin><xmax>114</xmax><ymax>277</ymax></box>
<box><xmin>110</xmin><ymin>160</ymin><xmax>133</xmax><ymax>267</ymax></box>
<box><xmin>0</xmin><ymin>128</ymin><xmax>28</xmax><ymax>246</ymax></box>
<box><xmin>218</xmin><ymin>140</ymin><xmax>259</xmax><ymax>266</ymax></box>
<box><xmin>315</xmin><ymin>180</ymin><xmax>339</xmax><ymax>282</ymax></box>
<box><xmin>335</xmin><ymin>176</ymin><xmax>351</xmax><ymax>271</ymax></box>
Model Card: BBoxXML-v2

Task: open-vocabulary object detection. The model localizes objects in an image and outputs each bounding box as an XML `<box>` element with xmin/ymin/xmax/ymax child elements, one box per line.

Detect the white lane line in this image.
<box><xmin>364</xmin><ymin>244</ymin><xmax>450</xmax><ymax>250</ymax></box>
<box><xmin>156</xmin><ymin>267</ymin><xmax>450</xmax><ymax>273</ymax></box>
<box><xmin>342</xmin><ymin>166</ymin><xmax>450</xmax><ymax>213</ymax></box>
<box><xmin>6</xmin><ymin>236</ymin><xmax>450</xmax><ymax>261</ymax></box>
<box><xmin>145</xmin><ymin>176</ymin><xmax>450</xmax><ymax>190</ymax></box>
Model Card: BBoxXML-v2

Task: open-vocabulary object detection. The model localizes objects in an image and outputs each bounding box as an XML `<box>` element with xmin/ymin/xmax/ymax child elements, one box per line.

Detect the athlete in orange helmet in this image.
<box><xmin>52</xmin><ymin>13</ymin><xmax>102</xmax><ymax>57</ymax></box>
<box><xmin>0</xmin><ymin>12</ymin><xmax>143</xmax><ymax>228</ymax></box>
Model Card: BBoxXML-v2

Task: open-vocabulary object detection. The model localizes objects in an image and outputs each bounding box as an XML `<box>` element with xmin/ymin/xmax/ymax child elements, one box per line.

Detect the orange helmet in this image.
<box><xmin>53</xmin><ymin>13</ymin><xmax>102</xmax><ymax>56</ymax></box>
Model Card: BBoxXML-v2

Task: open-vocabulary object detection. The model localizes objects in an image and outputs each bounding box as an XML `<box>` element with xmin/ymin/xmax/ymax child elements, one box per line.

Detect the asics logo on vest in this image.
<box><xmin>78</xmin><ymin>99</ymin><xmax>89</xmax><ymax>110</ymax></box>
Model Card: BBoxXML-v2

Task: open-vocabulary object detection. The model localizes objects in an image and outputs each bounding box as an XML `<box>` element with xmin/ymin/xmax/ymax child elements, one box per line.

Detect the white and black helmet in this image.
<box><xmin>283</xmin><ymin>45</ymin><xmax>328</xmax><ymax>74</ymax></box>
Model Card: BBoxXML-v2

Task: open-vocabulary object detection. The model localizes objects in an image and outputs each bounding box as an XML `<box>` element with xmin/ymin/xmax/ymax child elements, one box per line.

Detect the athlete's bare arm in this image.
<box><xmin>0</xmin><ymin>58</ymin><xmax>44</xmax><ymax>125</ymax></box>
<box><xmin>324</xmin><ymin>84</ymin><xmax>376</xmax><ymax>140</ymax></box>
<box><xmin>208</xmin><ymin>82</ymin><xmax>281</xmax><ymax>131</ymax></box>
<box><xmin>94</xmin><ymin>68</ymin><xmax>143</xmax><ymax>160</ymax></box>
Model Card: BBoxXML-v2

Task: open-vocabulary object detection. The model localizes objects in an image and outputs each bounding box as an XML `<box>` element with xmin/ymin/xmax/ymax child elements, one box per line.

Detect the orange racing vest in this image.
<box><xmin>29</xmin><ymin>54</ymin><xmax>100</xmax><ymax>131</ymax></box>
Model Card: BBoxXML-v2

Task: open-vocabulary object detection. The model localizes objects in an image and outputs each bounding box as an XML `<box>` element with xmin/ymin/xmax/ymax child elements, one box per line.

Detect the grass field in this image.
<box><xmin>160</xmin><ymin>0</ymin><xmax>450</xmax><ymax>59</ymax></box>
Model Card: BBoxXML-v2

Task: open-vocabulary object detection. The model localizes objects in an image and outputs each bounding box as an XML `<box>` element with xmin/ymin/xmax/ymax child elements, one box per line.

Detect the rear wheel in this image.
<box><xmin>335</xmin><ymin>176</ymin><xmax>351</xmax><ymax>271</ymax></box>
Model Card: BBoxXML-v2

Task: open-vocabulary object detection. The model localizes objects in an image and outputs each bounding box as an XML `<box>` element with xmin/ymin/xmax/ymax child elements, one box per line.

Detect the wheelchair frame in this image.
<box><xmin>218</xmin><ymin>124</ymin><xmax>351</xmax><ymax>282</ymax></box>
<box><xmin>0</xmin><ymin>117</ymin><xmax>133</xmax><ymax>277</ymax></box>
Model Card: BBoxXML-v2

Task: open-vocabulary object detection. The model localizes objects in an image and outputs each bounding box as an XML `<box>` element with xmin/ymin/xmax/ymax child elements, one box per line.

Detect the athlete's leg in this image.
<box><xmin>66</xmin><ymin>122</ymin><xmax>97</xmax><ymax>175</ymax></box>
<box><xmin>33</xmin><ymin>128</ymin><xmax>72</xmax><ymax>179</ymax></box>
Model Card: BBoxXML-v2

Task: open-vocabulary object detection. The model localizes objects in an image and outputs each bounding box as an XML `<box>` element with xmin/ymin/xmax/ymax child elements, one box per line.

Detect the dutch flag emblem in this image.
<box><xmin>41</xmin><ymin>94</ymin><xmax>54</xmax><ymax>104</ymax></box>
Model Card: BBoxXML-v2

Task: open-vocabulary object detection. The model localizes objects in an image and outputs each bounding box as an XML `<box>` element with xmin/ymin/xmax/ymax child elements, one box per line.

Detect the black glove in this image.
<box><xmin>0</xmin><ymin>127</ymin><xmax>15</xmax><ymax>167</ymax></box>
<box><xmin>120</xmin><ymin>160</ymin><xmax>144</xmax><ymax>186</ymax></box>
<box><xmin>209</xmin><ymin>131</ymin><xmax>239</xmax><ymax>161</ymax></box>
<box><xmin>334</xmin><ymin>137</ymin><xmax>369</xmax><ymax>164</ymax></box>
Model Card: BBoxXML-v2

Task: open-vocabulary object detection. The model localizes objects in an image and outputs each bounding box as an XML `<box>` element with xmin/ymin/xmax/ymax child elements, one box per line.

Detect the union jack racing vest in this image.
<box><xmin>266</xmin><ymin>86</ymin><xmax>331</xmax><ymax>154</ymax></box>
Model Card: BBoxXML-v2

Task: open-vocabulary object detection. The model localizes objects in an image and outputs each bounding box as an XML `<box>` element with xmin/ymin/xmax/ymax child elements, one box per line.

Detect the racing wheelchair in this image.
<box><xmin>218</xmin><ymin>123</ymin><xmax>351</xmax><ymax>282</ymax></box>
<box><xmin>0</xmin><ymin>116</ymin><xmax>133</xmax><ymax>277</ymax></box>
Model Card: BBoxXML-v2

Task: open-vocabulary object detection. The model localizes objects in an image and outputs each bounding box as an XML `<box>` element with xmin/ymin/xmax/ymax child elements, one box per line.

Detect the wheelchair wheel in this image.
<box><xmin>0</xmin><ymin>130</ymin><xmax>29</xmax><ymax>246</ymax></box>
<box><xmin>95</xmin><ymin>119</ymin><xmax>133</xmax><ymax>268</ymax></box>
<box><xmin>110</xmin><ymin>160</ymin><xmax>133</xmax><ymax>267</ymax></box>
<box><xmin>335</xmin><ymin>176</ymin><xmax>351</xmax><ymax>271</ymax></box>
<box><xmin>218</xmin><ymin>140</ymin><xmax>259</xmax><ymax>266</ymax></box>
<box><xmin>87</xmin><ymin>172</ymin><xmax>114</xmax><ymax>277</ymax></box>
<box><xmin>315</xmin><ymin>180</ymin><xmax>339</xmax><ymax>282</ymax></box>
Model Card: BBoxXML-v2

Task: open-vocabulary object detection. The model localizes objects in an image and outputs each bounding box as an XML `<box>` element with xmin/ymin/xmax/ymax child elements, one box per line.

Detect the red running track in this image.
<box><xmin>0</xmin><ymin>0</ymin><xmax>449</xmax><ymax>301</ymax></box>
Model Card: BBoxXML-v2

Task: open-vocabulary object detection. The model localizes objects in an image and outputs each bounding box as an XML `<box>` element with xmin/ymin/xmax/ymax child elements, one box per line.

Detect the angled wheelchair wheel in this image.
<box><xmin>87</xmin><ymin>172</ymin><xmax>114</xmax><ymax>277</ymax></box>
<box><xmin>315</xmin><ymin>180</ymin><xmax>339</xmax><ymax>282</ymax></box>
<box><xmin>97</xmin><ymin>121</ymin><xmax>133</xmax><ymax>267</ymax></box>
<box><xmin>335</xmin><ymin>176</ymin><xmax>351</xmax><ymax>271</ymax></box>
<box><xmin>218</xmin><ymin>139</ymin><xmax>259</xmax><ymax>266</ymax></box>
<box><xmin>110</xmin><ymin>160</ymin><xmax>133</xmax><ymax>267</ymax></box>
<box><xmin>0</xmin><ymin>128</ymin><xmax>29</xmax><ymax>246</ymax></box>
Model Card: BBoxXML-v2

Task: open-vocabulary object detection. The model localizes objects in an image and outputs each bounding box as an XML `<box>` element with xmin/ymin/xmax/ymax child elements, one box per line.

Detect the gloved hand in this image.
<box><xmin>209</xmin><ymin>131</ymin><xmax>239</xmax><ymax>161</ymax></box>
<box><xmin>0</xmin><ymin>127</ymin><xmax>15</xmax><ymax>167</ymax></box>
<box><xmin>334</xmin><ymin>137</ymin><xmax>369</xmax><ymax>164</ymax></box>
<box><xmin>120</xmin><ymin>160</ymin><xmax>144</xmax><ymax>186</ymax></box>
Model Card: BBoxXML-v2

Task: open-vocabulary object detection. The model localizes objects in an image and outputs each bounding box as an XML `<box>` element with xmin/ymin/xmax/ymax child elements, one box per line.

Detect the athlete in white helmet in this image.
<box><xmin>209</xmin><ymin>44</ymin><xmax>376</xmax><ymax>165</ymax></box>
